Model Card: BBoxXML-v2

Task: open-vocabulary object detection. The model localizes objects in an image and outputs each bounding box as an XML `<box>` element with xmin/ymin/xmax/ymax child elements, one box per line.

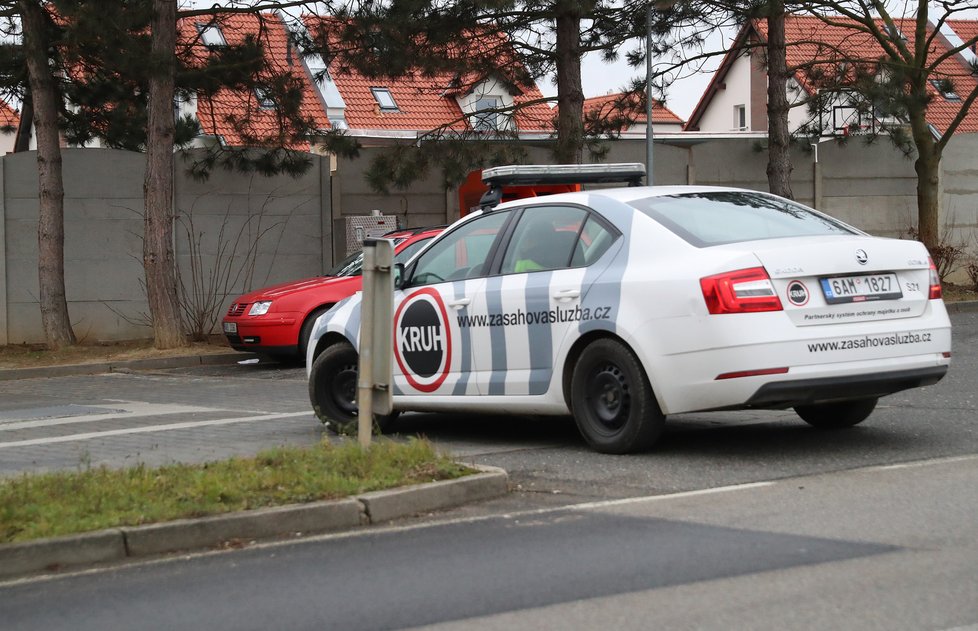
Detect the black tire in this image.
<box><xmin>570</xmin><ymin>338</ymin><xmax>665</xmax><ymax>454</ymax></box>
<box><xmin>794</xmin><ymin>397</ymin><xmax>878</xmax><ymax>429</ymax></box>
<box><xmin>298</xmin><ymin>306</ymin><xmax>331</xmax><ymax>361</ymax></box>
<box><xmin>308</xmin><ymin>341</ymin><xmax>400</xmax><ymax>435</ymax></box>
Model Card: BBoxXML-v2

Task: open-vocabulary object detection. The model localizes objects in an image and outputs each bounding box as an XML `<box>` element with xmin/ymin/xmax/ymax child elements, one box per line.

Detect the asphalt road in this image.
<box><xmin>2</xmin><ymin>455</ymin><xmax>976</xmax><ymax>630</ymax></box>
<box><xmin>0</xmin><ymin>311</ymin><xmax>976</xmax><ymax>629</ymax></box>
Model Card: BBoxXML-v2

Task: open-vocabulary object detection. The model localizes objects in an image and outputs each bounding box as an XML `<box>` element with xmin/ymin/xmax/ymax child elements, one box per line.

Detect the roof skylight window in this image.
<box><xmin>930</xmin><ymin>79</ymin><xmax>960</xmax><ymax>101</ymax></box>
<box><xmin>371</xmin><ymin>88</ymin><xmax>398</xmax><ymax>111</ymax></box>
<box><xmin>196</xmin><ymin>23</ymin><xmax>227</xmax><ymax>47</ymax></box>
<box><xmin>255</xmin><ymin>87</ymin><xmax>276</xmax><ymax>109</ymax></box>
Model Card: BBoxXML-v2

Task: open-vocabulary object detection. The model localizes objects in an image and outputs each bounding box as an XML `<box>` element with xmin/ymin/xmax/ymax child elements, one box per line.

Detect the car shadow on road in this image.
<box><xmin>391</xmin><ymin>412</ymin><xmax>583</xmax><ymax>450</ymax></box>
<box><xmin>388</xmin><ymin>408</ymin><xmax>939</xmax><ymax>461</ymax></box>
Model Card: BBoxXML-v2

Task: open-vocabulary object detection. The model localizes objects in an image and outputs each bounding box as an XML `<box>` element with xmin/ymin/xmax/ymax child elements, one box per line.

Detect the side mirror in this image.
<box><xmin>394</xmin><ymin>262</ymin><xmax>406</xmax><ymax>289</ymax></box>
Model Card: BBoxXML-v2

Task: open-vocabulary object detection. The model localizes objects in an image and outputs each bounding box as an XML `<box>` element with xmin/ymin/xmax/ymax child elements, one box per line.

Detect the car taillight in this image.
<box><xmin>700</xmin><ymin>266</ymin><xmax>783</xmax><ymax>314</ymax></box>
<box><xmin>928</xmin><ymin>257</ymin><xmax>942</xmax><ymax>300</ymax></box>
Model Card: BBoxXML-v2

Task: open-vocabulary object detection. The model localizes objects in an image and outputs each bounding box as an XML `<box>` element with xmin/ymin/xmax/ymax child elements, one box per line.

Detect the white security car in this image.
<box><xmin>308</xmin><ymin>165</ymin><xmax>951</xmax><ymax>454</ymax></box>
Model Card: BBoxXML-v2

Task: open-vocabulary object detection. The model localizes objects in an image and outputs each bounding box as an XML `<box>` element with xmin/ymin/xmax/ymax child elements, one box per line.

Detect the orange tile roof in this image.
<box><xmin>754</xmin><ymin>15</ymin><xmax>978</xmax><ymax>134</ymax></box>
<box><xmin>0</xmin><ymin>100</ymin><xmax>19</xmax><ymax>130</ymax></box>
<box><xmin>304</xmin><ymin>17</ymin><xmax>553</xmax><ymax>134</ymax></box>
<box><xmin>179</xmin><ymin>12</ymin><xmax>330</xmax><ymax>149</ymax></box>
<box><xmin>581</xmin><ymin>92</ymin><xmax>684</xmax><ymax>125</ymax></box>
<box><xmin>947</xmin><ymin>20</ymin><xmax>978</xmax><ymax>49</ymax></box>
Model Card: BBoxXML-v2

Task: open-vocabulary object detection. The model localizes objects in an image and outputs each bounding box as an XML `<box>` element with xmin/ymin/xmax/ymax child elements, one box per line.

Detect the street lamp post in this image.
<box><xmin>646</xmin><ymin>2</ymin><xmax>655</xmax><ymax>186</ymax></box>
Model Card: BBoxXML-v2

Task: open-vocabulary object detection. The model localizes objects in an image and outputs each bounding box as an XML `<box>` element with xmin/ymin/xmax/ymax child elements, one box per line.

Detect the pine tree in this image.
<box><xmin>0</xmin><ymin>0</ymin><xmax>352</xmax><ymax>348</ymax></box>
<box><xmin>307</xmin><ymin>0</ymin><xmax>698</xmax><ymax>187</ymax></box>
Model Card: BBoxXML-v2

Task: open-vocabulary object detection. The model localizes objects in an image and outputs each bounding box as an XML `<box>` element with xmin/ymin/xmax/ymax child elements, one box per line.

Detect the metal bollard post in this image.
<box><xmin>357</xmin><ymin>238</ymin><xmax>395</xmax><ymax>448</ymax></box>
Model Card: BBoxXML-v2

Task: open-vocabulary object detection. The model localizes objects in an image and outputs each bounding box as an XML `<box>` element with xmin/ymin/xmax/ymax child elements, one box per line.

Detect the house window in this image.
<box><xmin>371</xmin><ymin>88</ymin><xmax>398</xmax><ymax>111</ymax></box>
<box><xmin>473</xmin><ymin>97</ymin><xmax>501</xmax><ymax>131</ymax></box>
<box><xmin>930</xmin><ymin>79</ymin><xmax>960</xmax><ymax>101</ymax></box>
<box><xmin>733</xmin><ymin>104</ymin><xmax>747</xmax><ymax>130</ymax></box>
<box><xmin>196</xmin><ymin>23</ymin><xmax>227</xmax><ymax>47</ymax></box>
<box><xmin>255</xmin><ymin>87</ymin><xmax>275</xmax><ymax>109</ymax></box>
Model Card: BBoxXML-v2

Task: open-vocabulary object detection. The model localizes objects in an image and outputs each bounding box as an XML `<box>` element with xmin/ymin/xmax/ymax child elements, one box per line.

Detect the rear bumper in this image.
<box><xmin>744</xmin><ymin>365</ymin><xmax>948</xmax><ymax>409</ymax></box>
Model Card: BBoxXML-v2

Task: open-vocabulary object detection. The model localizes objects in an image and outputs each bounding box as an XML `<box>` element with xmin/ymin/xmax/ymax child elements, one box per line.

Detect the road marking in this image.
<box><xmin>0</xmin><ymin>411</ymin><xmax>313</xmax><ymax>449</ymax></box>
<box><xmin>857</xmin><ymin>454</ymin><xmax>978</xmax><ymax>473</ymax></box>
<box><xmin>0</xmin><ymin>402</ymin><xmax>218</xmax><ymax>432</ymax></box>
<box><xmin>548</xmin><ymin>482</ymin><xmax>776</xmax><ymax>511</ymax></box>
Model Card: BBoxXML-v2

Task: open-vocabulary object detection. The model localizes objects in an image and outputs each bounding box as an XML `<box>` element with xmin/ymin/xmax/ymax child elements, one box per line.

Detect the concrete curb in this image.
<box><xmin>0</xmin><ymin>352</ymin><xmax>256</xmax><ymax>381</ymax></box>
<box><xmin>0</xmin><ymin>466</ymin><xmax>508</xmax><ymax>580</ymax></box>
<box><xmin>947</xmin><ymin>300</ymin><xmax>978</xmax><ymax>313</ymax></box>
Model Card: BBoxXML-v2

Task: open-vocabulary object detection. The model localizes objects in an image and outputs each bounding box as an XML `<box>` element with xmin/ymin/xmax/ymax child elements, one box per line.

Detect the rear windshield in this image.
<box><xmin>326</xmin><ymin>237</ymin><xmax>409</xmax><ymax>277</ymax></box>
<box><xmin>628</xmin><ymin>191</ymin><xmax>857</xmax><ymax>247</ymax></box>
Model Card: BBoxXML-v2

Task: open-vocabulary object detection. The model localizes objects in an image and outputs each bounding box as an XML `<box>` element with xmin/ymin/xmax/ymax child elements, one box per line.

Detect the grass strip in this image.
<box><xmin>0</xmin><ymin>438</ymin><xmax>473</xmax><ymax>544</ymax></box>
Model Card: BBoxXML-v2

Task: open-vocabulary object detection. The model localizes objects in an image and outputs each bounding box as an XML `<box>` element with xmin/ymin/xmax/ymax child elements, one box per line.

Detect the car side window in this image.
<box><xmin>500</xmin><ymin>206</ymin><xmax>588</xmax><ymax>275</ymax></box>
<box><xmin>394</xmin><ymin>237</ymin><xmax>433</xmax><ymax>265</ymax></box>
<box><xmin>408</xmin><ymin>212</ymin><xmax>510</xmax><ymax>286</ymax></box>
<box><xmin>574</xmin><ymin>216</ymin><xmax>617</xmax><ymax>266</ymax></box>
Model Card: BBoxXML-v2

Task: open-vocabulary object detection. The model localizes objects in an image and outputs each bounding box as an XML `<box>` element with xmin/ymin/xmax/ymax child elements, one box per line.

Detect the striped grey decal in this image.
<box><xmin>525</xmin><ymin>270</ymin><xmax>555</xmax><ymax>395</ymax></box>
<box><xmin>579</xmin><ymin>195</ymin><xmax>634</xmax><ymax>336</ymax></box>
<box><xmin>343</xmin><ymin>301</ymin><xmax>362</xmax><ymax>350</ymax></box>
<box><xmin>312</xmin><ymin>295</ymin><xmax>351</xmax><ymax>342</ymax></box>
<box><xmin>451</xmin><ymin>280</ymin><xmax>474</xmax><ymax>395</ymax></box>
<box><xmin>485</xmin><ymin>275</ymin><xmax>508</xmax><ymax>395</ymax></box>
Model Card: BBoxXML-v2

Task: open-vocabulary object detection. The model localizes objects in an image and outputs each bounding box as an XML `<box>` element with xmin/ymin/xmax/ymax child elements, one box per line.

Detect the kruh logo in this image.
<box><xmin>787</xmin><ymin>280</ymin><xmax>809</xmax><ymax>306</ymax></box>
<box><xmin>394</xmin><ymin>288</ymin><xmax>452</xmax><ymax>392</ymax></box>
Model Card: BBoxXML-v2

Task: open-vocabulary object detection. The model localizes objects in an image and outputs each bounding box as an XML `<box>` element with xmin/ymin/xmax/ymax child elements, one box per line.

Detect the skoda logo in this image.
<box><xmin>394</xmin><ymin>288</ymin><xmax>452</xmax><ymax>393</ymax></box>
<box><xmin>855</xmin><ymin>249</ymin><xmax>868</xmax><ymax>265</ymax></box>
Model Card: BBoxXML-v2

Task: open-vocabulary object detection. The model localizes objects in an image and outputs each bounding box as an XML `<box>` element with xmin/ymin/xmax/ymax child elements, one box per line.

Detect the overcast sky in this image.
<box><xmin>539</xmin><ymin>46</ymin><xmax>723</xmax><ymax>121</ymax></box>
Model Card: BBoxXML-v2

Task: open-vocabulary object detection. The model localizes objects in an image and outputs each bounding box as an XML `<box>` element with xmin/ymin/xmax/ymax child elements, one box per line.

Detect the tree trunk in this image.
<box><xmin>765</xmin><ymin>1</ymin><xmax>794</xmax><ymax>199</ymax></box>
<box><xmin>144</xmin><ymin>0</ymin><xmax>186</xmax><ymax>348</ymax></box>
<box><xmin>910</xmin><ymin>110</ymin><xmax>940</xmax><ymax>253</ymax></box>
<box><xmin>19</xmin><ymin>0</ymin><xmax>76</xmax><ymax>350</ymax></box>
<box><xmin>553</xmin><ymin>1</ymin><xmax>584</xmax><ymax>164</ymax></box>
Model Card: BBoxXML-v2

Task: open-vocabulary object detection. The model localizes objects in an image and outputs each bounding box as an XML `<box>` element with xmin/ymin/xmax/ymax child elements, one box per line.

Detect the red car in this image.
<box><xmin>222</xmin><ymin>227</ymin><xmax>442</xmax><ymax>360</ymax></box>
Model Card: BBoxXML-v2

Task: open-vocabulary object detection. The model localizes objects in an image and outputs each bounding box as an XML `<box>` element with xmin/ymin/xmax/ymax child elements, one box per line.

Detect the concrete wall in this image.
<box><xmin>1</xmin><ymin>148</ymin><xmax>332</xmax><ymax>344</ymax></box>
<box><xmin>3</xmin><ymin>134</ymin><xmax>976</xmax><ymax>344</ymax></box>
<box><xmin>939</xmin><ymin>134</ymin><xmax>978</xmax><ymax>248</ymax></box>
<box><xmin>2</xmin><ymin>150</ymin><xmax>148</xmax><ymax>344</ymax></box>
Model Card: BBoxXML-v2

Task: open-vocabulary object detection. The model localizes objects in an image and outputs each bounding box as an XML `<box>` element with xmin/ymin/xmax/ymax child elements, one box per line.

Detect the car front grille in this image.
<box><xmin>228</xmin><ymin>303</ymin><xmax>248</xmax><ymax>316</ymax></box>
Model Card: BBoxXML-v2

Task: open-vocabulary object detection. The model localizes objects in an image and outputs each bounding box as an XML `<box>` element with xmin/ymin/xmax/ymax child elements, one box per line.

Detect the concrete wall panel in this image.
<box><xmin>4</xmin><ymin>135</ymin><xmax>978</xmax><ymax>344</ymax></box>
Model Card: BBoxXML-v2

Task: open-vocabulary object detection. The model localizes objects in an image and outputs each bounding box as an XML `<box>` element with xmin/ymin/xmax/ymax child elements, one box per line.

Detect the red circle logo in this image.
<box><xmin>787</xmin><ymin>280</ymin><xmax>809</xmax><ymax>306</ymax></box>
<box><xmin>393</xmin><ymin>288</ymin><xmax>452</xmax><ymax>392</ymax></box>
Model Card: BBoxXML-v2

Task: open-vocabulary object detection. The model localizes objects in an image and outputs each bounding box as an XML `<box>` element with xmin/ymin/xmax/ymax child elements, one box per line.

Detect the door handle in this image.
<box><xmin>553</xmin><ymin>289</ymin><xmax>580</xmax><ymax>301</ymax></box>
<box><xmin>448</xmin><ymin>298</ymin><xmax>471</xmax><ymax>309</ymax></box>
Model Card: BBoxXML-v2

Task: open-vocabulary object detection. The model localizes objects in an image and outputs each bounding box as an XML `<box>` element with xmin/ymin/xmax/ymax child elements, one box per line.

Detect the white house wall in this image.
<box><xmin>456</xmin><ymin>78</ymin><xmax>516</xmax><ymax>131</ymax></box>
<box><xmin>0</xmin><ymin>131</ymin><xmax>15</xmax><ymax>155</ymax></box>
<box><xmin>698</xmin><ymin>52</ymin><xmax>754</xmax><ymax>132</ymax></box>
<box><xmin>787</xmin><ymin>77</ymin><xmax>811</xmax><ymax>133</ymax></box>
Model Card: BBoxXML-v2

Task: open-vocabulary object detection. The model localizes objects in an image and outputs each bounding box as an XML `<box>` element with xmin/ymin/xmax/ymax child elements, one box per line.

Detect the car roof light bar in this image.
<box><xmin>479</xmin><ymin>163</ymin><xmax>647</xmax><ymax>210</ymax></box>
<box><xmin>483</xmin><ymin>163</ymin><xmax>646</xmax><ymax>187</ymax></box>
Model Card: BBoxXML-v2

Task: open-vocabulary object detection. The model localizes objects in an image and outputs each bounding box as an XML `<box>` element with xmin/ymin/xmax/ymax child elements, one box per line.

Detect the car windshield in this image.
<box><xmin>325</xmin><ymin>236</ymin><xmax>425</xmax><ymax>277</ymax></box>
<box><xmin>629</xmin><ymin>191</ymin><xmax>857</xmax><ymax>247</ymax></box>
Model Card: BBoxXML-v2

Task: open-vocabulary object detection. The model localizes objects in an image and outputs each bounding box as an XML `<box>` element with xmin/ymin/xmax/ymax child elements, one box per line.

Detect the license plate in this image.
<box><xmin>223</xmin><ymin>322</ymin><xmax>237</xmax><ymax>334</ymax></box>
<box><xmin>820</xmin><ymin>273</ymin><xmax>902</xmax><ymax>304</ymax></box>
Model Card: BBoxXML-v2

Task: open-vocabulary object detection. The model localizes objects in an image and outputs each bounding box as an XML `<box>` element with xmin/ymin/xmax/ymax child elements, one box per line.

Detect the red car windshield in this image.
<box><xmin>325</xmin><ymin>235</ymin><xmax>433</xmax><ymax>277</ymax></box>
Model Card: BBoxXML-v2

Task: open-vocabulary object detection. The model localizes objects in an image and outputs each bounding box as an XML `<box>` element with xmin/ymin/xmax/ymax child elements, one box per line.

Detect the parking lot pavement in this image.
<box><xmin>2</xmin><ymin>309</ymin><xmax>977</xmax><ymax>488</ymax></box>
<box><xmin>0</xmin><ymin>363</ymin><xmax>321</xmax><ymax>476</ymax></box>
